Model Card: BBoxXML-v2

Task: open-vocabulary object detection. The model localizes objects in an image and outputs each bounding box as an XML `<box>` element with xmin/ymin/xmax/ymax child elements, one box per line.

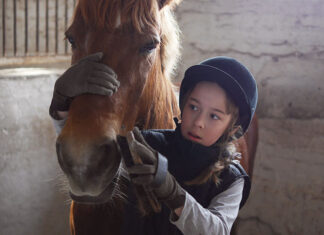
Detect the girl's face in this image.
<box><xmin>180</xmin><ymin>81</ymin><xmax>233</xmax><ymax>147</ymax></box>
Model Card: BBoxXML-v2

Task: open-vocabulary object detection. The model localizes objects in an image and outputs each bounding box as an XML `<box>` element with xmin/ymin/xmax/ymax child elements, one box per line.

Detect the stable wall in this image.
<box><xmin>175</xmin><ymin>0</ymin><xmax>324</xmax><ymax>234</ymax></box>
<box><xmin>0</xmin><ymin>68</ymin><xmax>70</xmax><ymax>235</ymax></box>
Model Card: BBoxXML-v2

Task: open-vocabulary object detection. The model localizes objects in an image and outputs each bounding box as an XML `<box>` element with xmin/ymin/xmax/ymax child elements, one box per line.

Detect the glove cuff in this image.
<box><xmin>151</xmin><ymin>153</ymin><xmax>168</xmax><ymax>188</ymax></box>
<box><xmin>163</xmin><ymin>193</ymin><xmax>186</xmax><ymax>211</ymax></box>
<box><xmin>155</xmin><ymin>173</ymin><xmax>186</xmax><ymax>210</ymax></box>
<box><xmin>49</xmin><ymin>91</ymin><xmax>72</xmax><ymax>119</ymax></box>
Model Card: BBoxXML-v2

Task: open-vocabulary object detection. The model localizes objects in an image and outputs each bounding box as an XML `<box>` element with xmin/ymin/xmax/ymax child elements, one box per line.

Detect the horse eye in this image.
<box><xmin>66</xmin><ymin>36</ymin><xmax>76</xmax><ymax>49</ymax></box>
<box><xmin>140</xmin><ymin>41</ymin><xmax>158</xmax><ymax>54</ymax></box>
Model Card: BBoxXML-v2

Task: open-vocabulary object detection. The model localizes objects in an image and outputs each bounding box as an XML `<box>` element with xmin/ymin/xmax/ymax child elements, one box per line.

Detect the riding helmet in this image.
<box><xmin>179</xmin><ymin>56</ymin><xmax>258</xmax><ymax>137</ymax></box>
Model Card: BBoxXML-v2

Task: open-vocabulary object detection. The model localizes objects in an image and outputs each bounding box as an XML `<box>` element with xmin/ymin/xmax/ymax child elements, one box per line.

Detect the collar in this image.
<box><xmin>168</xmin><ymin>118</ymin><xmax>221</xmax><ymax>182</ymax></box>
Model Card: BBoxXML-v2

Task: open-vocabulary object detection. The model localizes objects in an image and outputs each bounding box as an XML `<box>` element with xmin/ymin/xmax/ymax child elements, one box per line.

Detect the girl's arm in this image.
<box><xmin>171</xmin><ymin>178</ymin><xmax>244</xmax><ymax>235</ymax></box>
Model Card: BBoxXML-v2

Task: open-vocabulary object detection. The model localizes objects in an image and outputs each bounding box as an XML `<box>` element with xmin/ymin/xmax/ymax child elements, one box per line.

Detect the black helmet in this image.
<box><xmin>179</xmin><ymin>57</ymin><xmax>258</xmax><ymax>136</ymax></box>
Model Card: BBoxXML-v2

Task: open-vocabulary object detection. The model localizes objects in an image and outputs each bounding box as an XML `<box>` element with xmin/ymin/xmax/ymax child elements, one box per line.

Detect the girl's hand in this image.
<box><xmin>49</xmin><ymin>52</ymin><xmax>119</xmax><ymax>119</ymax></box>
<box><xmin>122</xmin><ymin>127</ymin><xmax>186</xmax><ymax>211</ymax></box>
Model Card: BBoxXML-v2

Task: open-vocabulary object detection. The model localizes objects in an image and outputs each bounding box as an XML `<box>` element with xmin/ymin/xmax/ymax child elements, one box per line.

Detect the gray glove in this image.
<box><xmin>125</xmin><ymin>127</ymin><xmax>186</xmax><ymax>210</ymax></box>
<box><xmin>49</xmin><ymin>52</ymin><xmax>119</xmax><ymax>119</ymax></box>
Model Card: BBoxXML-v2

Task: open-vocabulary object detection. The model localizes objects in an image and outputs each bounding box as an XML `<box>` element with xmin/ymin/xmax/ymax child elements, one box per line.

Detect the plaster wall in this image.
<box><xmin>0</xmin><ymin>69</ymin><xmax>70</xmax><ymax>235</ymax></box>
<box><xmin>175</xmin><ymin>0</ymin><xmax>324</xmax><ymax>234</ymax></box>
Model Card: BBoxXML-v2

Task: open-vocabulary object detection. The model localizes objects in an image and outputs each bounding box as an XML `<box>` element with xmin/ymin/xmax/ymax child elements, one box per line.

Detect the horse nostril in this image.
<box><xmin>95</xmin><ymin>141</ymin><xmax>119</xmax><ymax>169</ymax></box>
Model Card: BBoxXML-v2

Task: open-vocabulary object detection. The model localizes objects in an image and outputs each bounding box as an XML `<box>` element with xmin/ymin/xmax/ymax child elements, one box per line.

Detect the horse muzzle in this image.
<box><xmin>56</xmin><ymin>137</ymin><xmax>122</xmax><ymax>204</ymax></box>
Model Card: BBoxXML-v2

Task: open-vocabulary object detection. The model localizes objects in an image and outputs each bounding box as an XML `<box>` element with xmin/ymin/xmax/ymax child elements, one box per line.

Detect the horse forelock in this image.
<box><xmin>76</xmin><ymin>0</ymin><xmax>160</xmax><ymax>32</ymax></box>
<box><xmin>74</xmin><ymin>0</ymin><xmax>181</xmax><ymax>80</ymax></box>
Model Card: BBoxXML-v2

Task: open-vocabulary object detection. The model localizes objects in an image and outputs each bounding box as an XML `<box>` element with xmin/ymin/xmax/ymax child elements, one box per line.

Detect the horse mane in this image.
<box><xmin>75</xmin><ymin>0</ymin><xmax>181</xmax><ymax>129</ymax></box>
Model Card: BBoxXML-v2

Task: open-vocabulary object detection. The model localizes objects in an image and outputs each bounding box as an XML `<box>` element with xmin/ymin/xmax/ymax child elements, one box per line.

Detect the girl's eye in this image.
<box><xmin>189</xmin><ymin>104</ymin><xmax>198</xmax><ymax>111</ymax></box>
<box><xmin>210</xmin><ymin>114</ymin><xmax>219</xmax><ymax>120</ymax></box>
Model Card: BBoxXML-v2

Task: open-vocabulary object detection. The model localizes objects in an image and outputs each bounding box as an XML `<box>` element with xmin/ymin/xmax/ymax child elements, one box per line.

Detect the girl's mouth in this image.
<box><xmin>188</xmin><ymin>132</ymin><xmax>202</xmax><ymax>142</ymax></box>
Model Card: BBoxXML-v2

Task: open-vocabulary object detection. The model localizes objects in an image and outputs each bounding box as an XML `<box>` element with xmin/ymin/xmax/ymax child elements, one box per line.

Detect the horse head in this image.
<box><xmin>56</xmin><ymin>0</ymin><xmax>181</xmax><ymax>204</ymax></box>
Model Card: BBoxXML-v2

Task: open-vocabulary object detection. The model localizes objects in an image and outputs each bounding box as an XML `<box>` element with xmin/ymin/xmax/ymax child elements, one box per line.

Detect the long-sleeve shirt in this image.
<box><xmin>52</xmin><ymin>118</ymin><xmax>244</xmax><ymax>235</ymax></box>
<box><xmin>172</xmin><ymin>179</ymin><xmax>243</xmax><ymax>234</ymax></box>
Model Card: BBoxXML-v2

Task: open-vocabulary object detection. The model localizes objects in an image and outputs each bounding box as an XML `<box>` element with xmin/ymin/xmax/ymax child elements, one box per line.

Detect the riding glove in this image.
<box><xmin>123</xmin><ymin>127</ymin><xmax>186</xmax><ymax>211</ymax></box>
<box><xmin>49</xmin><ymin>52</ymin><xmax>119</xmax><ymax>119</ymax></box>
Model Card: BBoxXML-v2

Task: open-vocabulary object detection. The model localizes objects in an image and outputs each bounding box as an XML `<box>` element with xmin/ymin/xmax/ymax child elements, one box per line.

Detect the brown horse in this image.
<box><xmin>55</xmin><ymin>0</ymin><xmax>258</xmax><ymax>234</ymax></box>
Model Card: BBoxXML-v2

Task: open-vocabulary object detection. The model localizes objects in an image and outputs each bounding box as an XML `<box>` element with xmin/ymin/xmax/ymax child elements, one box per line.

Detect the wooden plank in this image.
<box><xmin>56</xmin><ymin>0</ymin><xmax>65</xmax><ymax>54</ymax></box>
<box><xmin>35</xmin><ymin>0</ymin><xmax>39</xmax><ymax>53</ymax></box>
<box><xmin>4</xmin><ymin>0</ymin><xmax>14</xmax><ymax>56</ymax></box>
<box><xmin>26</xmin><ymin>0</ymin><xmax>36</xmax><ymax>55</ymax></box>
<box><xmin>0</xmin><ymin>0</ymin><xmax>4</xmax><ymax>56</ymax></box>
<box><xmin>38</xmin><ymin>0</ymin><xmax>46</xmax><ymax>55</ymax></box>
<box><xmin>47</xmin><ymin>0</ymin><xmax>55</xmax><ymax>54</ymax></box>
<box><xmin>15</xmin><ymin>0</ymin><xmax>25</xmax><ymax>56</ymax></box>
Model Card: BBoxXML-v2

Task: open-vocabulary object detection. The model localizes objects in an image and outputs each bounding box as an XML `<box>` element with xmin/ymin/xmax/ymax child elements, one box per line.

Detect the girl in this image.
<box><xmin>118</xmin><ymin>56</ymin><xmax>257</xmax><ymax>235</ymax></box>
<box><xmin>50</xmin><ymin>55</ymin><xmax>258</xmax><ymax>235</ymax></box>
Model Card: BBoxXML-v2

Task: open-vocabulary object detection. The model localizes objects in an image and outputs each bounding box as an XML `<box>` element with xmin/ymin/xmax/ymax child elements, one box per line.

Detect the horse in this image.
<box><xmin>55</xmin><ymin>0</ymin><xmax>258</xmax><ymax>234</ymax></box>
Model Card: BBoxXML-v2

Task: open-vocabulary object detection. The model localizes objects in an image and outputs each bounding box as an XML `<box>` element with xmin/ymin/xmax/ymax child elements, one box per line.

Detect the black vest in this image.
<box><xmin>121</xmin><ymin>128</ymin><xmax>251</xmax><ymax>235</ymax></box>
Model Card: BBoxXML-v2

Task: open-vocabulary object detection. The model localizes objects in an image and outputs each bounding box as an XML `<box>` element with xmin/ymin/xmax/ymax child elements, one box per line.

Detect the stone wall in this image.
<box><xmin>175</xmin><ymin>0</ymin><xmax>324</xmax><ymax>234</ymax></box>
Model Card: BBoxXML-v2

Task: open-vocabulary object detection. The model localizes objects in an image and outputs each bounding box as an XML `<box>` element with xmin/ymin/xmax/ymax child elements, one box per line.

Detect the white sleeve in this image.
<box><xmin>52</xmin><ymin>117</ymin><xmax>67</xmax><ymax>135</ymax></box>
<box><xmin>170</xmin><ymin>178</ymin><xmax>244</xmax><ymax>235</ymax></box>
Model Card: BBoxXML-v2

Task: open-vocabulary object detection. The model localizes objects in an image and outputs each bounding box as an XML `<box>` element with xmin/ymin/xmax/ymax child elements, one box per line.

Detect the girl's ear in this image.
<box><xmin>158</xmin><ymin>0</ymin><xmax>182</xmax><ymax>9</ymax></box>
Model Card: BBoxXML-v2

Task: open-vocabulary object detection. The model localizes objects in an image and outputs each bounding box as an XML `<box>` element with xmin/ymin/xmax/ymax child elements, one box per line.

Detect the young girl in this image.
<box><xmin>118</xmin><ymin>56</ymin><xmax>258</xmax><ymax>235</ymax></box>
<box><xmin>50</xmin><ymin>55</ymin><xmax>257</xmax><ymax>235</ymax></box>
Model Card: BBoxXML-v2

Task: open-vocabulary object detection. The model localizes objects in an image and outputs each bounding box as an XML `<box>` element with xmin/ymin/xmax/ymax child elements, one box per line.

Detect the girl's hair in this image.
<box><xmin>179</xmin><ymin>83</ymin><xmax>243</xmax><ymax>185</ymax></box>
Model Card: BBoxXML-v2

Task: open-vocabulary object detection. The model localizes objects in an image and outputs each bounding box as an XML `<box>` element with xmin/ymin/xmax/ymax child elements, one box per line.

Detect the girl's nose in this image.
<box><xmin>194</xmin><ymin>114</ymin><xmax>205</xmax><ymax>129</ymax></box>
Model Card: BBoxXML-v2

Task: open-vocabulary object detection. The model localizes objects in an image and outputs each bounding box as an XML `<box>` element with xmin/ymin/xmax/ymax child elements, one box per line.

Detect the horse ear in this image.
<box><xmin>158</xmin><ymin>0</ymin><xmax>182</xmax><ymax>9</ymax></box>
